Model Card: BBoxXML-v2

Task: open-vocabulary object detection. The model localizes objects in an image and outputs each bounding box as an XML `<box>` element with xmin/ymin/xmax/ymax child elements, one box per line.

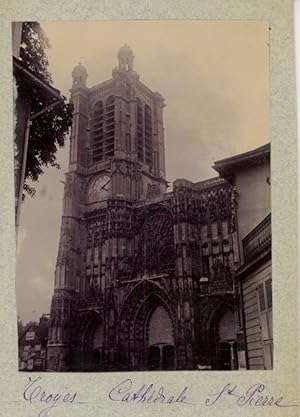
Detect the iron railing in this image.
<box><xmin>242</xmin><ymin>213</ymin><xmax>271</xmax><ymax>263</ymax></box>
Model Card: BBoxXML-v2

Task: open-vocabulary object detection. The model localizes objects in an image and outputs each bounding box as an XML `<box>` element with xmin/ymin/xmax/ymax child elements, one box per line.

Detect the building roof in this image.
<box><xmin>18</xmin><ymin>316</ymin><xmax>49</xmax><ymax>344</ymax></box>
<box><xmin>13</xmin><ymin>56</ymin><xmax>62</xmax><ymax>102</ymax></box>
<box><xmin>212</xmin><ymin>143</ymin><xmax>270</xmax><ymax>181</ymax></box>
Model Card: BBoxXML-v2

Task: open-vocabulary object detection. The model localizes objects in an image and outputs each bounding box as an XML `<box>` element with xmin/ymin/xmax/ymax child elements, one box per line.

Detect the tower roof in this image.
<box><xmin>118</xmin><ymin>43</ymin><xmax>134</xmax><ymax>60</ymax></box>
<box><xmin>117</xmin><ymin>44</ymin><xmax>134</xmax><ymax>71</ymax></box>
<box><xmin>72</xmin><ymin>61</ymin><xmax>88</xmax><ymax>78</ymax></box>
<box><xmin>72</xmin><ymin>61</ymin><xmax>88</xmax><ymax>87</ymax></box>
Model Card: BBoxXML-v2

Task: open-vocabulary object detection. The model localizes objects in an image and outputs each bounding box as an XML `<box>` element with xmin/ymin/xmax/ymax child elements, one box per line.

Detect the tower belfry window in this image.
<box><xmin>144</xmin><ymin>105</ymin><xmax>153</xmax><ymax>166</ymax></box>
<box><xmin>105</xmin><ymin>96</ymin><xmax>115</xmax><ymax>159</ymax></box>
<box><xmin>136</xmin><ymin>98</ymin><xmax>144</xmax><ymax>162</ymax></box>
<box><xmin>92</xmin><ymin>101</ymin><xmax>104</xmax><ymax>163</ymax></box>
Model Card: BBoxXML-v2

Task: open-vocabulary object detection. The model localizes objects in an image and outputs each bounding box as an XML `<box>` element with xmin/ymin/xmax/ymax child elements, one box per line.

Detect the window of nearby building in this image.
<box><xmin>257</xmin><ymin>278</ymin><xmax>273</xmax><ymax>369</ymax></box>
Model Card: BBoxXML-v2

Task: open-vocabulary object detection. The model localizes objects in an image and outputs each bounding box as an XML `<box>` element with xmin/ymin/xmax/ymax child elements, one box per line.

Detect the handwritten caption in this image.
<box><xmin>22</xmin><ymin>376</ymin><xmax>298</xmax><ymax>417</ymax></box>
<box><xmin>23</xmin><ymin>376</ymin><xmax>77</xmax><ymax>417</ymax></box>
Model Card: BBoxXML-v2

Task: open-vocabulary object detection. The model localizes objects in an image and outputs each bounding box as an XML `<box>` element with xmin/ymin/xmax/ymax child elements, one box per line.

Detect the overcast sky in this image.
<box><xmin>16</xmin><ymin>20</ymin><xmax>270</xmax><ymax>324</ymax></box>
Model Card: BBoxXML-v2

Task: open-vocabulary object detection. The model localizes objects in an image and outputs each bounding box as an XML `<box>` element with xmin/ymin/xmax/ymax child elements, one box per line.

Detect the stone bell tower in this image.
<box><xmin>47</xmin><ymin>45</ymin><xmax>240</xmax><ymax>372</ymax></box>
<box><xmin>47</xmin><ymin>46</ymin><xmax>169</xmax><ymax>371</ymax></box>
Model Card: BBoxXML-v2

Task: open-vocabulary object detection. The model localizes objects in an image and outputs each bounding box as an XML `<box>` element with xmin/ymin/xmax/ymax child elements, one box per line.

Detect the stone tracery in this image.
<box><xmin>48</xmin><ymin>46</ymin><xmax>241</xmax><ymax>372</ymax></box>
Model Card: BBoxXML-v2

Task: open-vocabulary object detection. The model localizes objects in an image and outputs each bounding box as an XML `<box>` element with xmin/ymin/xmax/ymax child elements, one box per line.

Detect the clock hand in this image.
<box><xmin>101</xmin><ymin>178</ymin><xmax>111</xmax><ymax>190</ymax></box>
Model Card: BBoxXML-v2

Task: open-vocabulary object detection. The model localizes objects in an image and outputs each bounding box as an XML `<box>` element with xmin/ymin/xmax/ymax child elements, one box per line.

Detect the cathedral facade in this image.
<box><xmin>47</xmin><ymin>46</ymin><xmax>245</xmax><ymax>372</ymax></box>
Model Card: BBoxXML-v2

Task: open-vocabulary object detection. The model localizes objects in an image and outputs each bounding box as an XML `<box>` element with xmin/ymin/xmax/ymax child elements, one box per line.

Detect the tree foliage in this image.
<box><xmin>19</xmin><ymin>22</ymin><xmax>73</xmax><ymax>196</ymax></box>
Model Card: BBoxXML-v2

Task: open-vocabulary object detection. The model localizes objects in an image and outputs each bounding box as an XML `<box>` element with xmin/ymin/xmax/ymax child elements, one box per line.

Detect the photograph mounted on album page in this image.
<box><xmin>0</xmin><ymin>1</ymin><xmax>298</xmax><ymax>417</ymax></box>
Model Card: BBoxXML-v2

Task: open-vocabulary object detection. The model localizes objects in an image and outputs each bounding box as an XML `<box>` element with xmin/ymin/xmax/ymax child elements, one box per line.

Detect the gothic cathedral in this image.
<box><xmin>47</xmin><ymin>45</ymin><xmax>244</xmax><ymax>372</ymax></box>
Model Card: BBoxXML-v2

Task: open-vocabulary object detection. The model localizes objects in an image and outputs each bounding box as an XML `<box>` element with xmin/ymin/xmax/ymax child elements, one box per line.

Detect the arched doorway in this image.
<box><xmin>147</xmin><ymin>305</ymin><xmax>175</xmax><ymax>370</ymax></box>
<box><xmin>82</xmin><ymin>322</ymin><xmax>104</xmax><ymax>371</ymax></box>
<box><xmin>119</xmin><ymin>280</ymin><xmax>176</xmax><ymax>370</ymax></box>
<box><xmin>90</xmin><ymin>323</ymin><xmax>104</xmax><ymax>371</ymax></box>
<box><xmin>215</xmin><ymin>308</ymin><xmax>238</xmax><ymax>370</ymax></box>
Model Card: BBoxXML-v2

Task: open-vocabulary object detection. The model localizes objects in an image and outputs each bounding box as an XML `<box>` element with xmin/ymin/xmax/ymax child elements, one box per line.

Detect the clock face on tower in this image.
<box><xmin>88</xmin><ymin>174</ymin><xmax>111</xmax><ymax>203</ymax></box>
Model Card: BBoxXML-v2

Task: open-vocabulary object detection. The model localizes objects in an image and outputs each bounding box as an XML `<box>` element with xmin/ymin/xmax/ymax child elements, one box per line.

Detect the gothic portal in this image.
<box><xmin>47</xmin><ymin>46</ymin><xmax>243</xmax><ymax>371</ymax></box>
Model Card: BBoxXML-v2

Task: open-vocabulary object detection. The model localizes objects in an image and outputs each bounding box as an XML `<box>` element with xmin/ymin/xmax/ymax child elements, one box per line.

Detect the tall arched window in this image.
<box><xmin>92</xmin><ymin>101</ymin><xmax>104</xmax><ymax>163</ymax></box>
<box><xmin>136</xmin><ymin>98</ymin><xmax>144</xmax><ymax>162</ymax></box>
<box><xmin>105</xmin><ymin>96</ymin><xmax>115</xmax><ymax>159</ymax></box>
<box><xmin>144</xmin><ymin>105</ymin><xmax>153</xmax><ymax>166</ymax></box>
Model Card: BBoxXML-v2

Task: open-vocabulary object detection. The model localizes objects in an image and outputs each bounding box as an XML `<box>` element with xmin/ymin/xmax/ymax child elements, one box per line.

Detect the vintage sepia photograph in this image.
<box><xmin>14</xmin><ymin>20</ymin><xmax>272</xmax><ymax>372</ymax></box>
